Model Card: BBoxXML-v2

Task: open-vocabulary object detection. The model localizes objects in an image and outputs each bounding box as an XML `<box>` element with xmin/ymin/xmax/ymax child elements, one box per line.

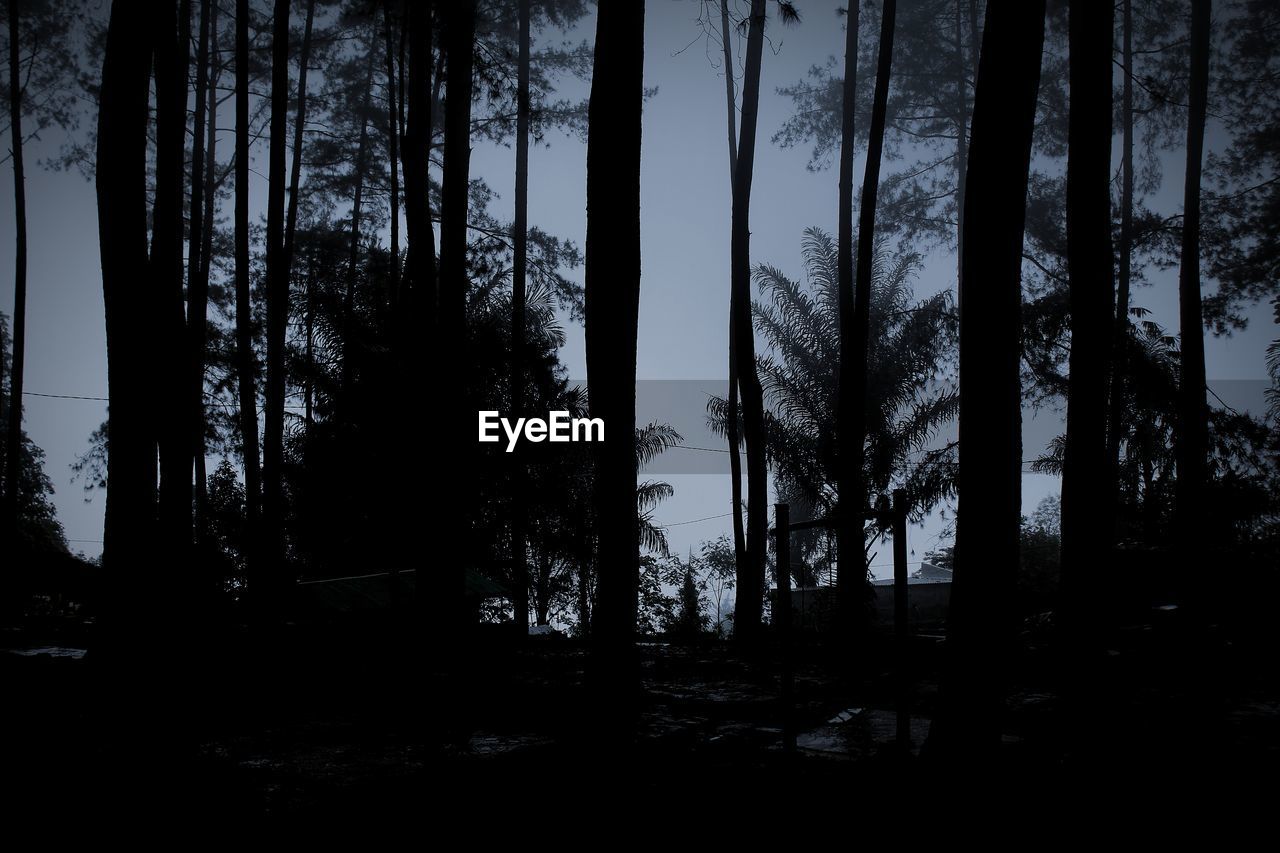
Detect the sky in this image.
<box><xmin>0</xmin><ymin>0</ymin><xmax>1274</xmax><ymax>577</ymax></box>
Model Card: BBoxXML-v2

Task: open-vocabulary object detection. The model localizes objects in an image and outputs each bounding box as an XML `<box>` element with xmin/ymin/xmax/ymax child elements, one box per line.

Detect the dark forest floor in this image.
<box><xmin>3</xmin><ymin>605</ymin><xmax>1279</xmax><ymax>824</ymax></box>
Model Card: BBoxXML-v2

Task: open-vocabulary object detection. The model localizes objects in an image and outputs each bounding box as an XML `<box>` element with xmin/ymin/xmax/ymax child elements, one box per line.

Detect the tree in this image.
<box><xmin>1059</xmin><ymin>0</ymin><xmax>1113</xmax><ymax>635</ymax></box>
<box><xmin>96</xmin><ymin>0</ymin><xmax>155</xmax><ymax>581</ymax></box>
<box><xmin>234</xmin><ymin>0</ymin><xmax>263</xmax><ymax>587</ymax></box>
<box><xmin>926</xmin><ymin>0</ymin><xmax>1045</xmax><ymax>760</ymax></box>
<box><xmin>440</xmin><ymin>0</ymin><xmax>476</xmax><ymax>628</ymax></box>
<box><xmin>584</xmin><ymin>0</ymin><xmax>644</xmax><ymax>671</ymax></box>
<box><xmin>837</xmin><ymin>0</ymin><xmax>895</xmax><ymax>625</ymax></box>
<box><xmin>1175</xmin><ymin>0</ymin><xmax>1210</xmax><ymax>537</ymax></box>
<box><xmin>3</xmin><ymin>0</ymin><xmax>26</xmax><ymax>531</ymax></box>
<box><xmin>729</xmin><ymin>0</ymin><xmax>799</xmax><ymax>642</ymax></box>
<box><xmin>262</xmin><ymin>0</ymin><xmax>291</xmax><ymax>601</ymax></box>
<box><xmin>708</xmin><ymin>228</ymin><xmax>958</xmax><ymax>555</ymax></box>
<box><xmin>510</xmin><ymin>0</ymin><xmax>532</xmax><ymax>633</ymax></box>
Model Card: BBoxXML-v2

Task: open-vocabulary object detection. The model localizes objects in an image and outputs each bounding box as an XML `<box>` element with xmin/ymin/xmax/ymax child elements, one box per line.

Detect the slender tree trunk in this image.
<box><xmin>97</xmin><ymin>0</ymin><xmax>156</xmax><ymax>577</ymax></box>
<box><xmin>926</xmin><ymin>0</ymin><xmax>1045</xmax><ymax>761</ymax></box>
<box><xmin>284</xmin><ymin>0</ymin><xmax>316</xmax><ymax>275</ymax></box>
<box><xmin>1060</xmin><ymin>0</ymin><xmax>1114</xmax><ymax>638</ymax></box>
<box><xmin>383</xmin><ymin>0</ymin><xmax>401</xmax><ymax>297</ymax></box>
<box><xmin>841</xmin><ymin>0</ymin><xmax>894</xmax><ymax>629</ymax></box>
<box><xmin>4</xmin><ymin>0</ymin><xmax>27</xmax><ymax>528</ymax></box>
<box><xmin>834</xmin><ymin>0</ymin><xmax>862</xmax><ymax>618</ymax></box>
<box><xmin>1106</xmin><ymin>0</ymin><xmax>1134</xmax><ymax>541</ymax></box>
<box><xmin>152</xmin><ymin>0</ymin><xmax>193</xmax><ymax>558</ymax></box>
<box><xmin>1175</xmin><ymin>0</ymin><xmax>1210</xmax><ymax>539</ymax></box>
<box><xmin>510</xmin><ymin>0</ymin><xmax>532</xmax><ymax>633</ymax></box>
<box><xmin>305</xmin><ymin>249</ymin><xmax>314</xmax><ymax>430</ymax></box>
<box><xmin>235</xmin><ymin>0</ymin><xmax>263</xmax><ymax>572</ymax></box>
<box><xmin>718</xmin><ymin>0</ymin><xmax>747</xmax><ymax>589</ymax></box>
<box><xmin>402</xmin><ymin>0</ymin><xmax>436</xmax><ymax>318</ymax></box>
<box><xmin>343</xmin><ymin>43</ymin><xmax>378</xmax><ymax>393</ymax></box>
<box><xmin>263</xmin><ymin>0</ymin><xmax>291</xmax><ymax>595</ymax></box>
<box><xmin>195</xmin><ymin>0</ymin><xmax>221</xmax><ymax>520</ymax></box>
<box><xmin>440</xmin><ymin>0</ymin><xmax>475</xmax><ymax>628</ymax></box>
<box><xmin>585</xmin><ymin>0</ymin><xmax>644</xmax><ymax>667</ymax></box>
<box><xmin>188</xmin><ymin>0</ymin><xmax>212</xmax><ymax>542</ymax></box>
<box><xmin>730</xmin><ymin>0</ymin><xmax>768</xmax><ymax>642</ymax></box>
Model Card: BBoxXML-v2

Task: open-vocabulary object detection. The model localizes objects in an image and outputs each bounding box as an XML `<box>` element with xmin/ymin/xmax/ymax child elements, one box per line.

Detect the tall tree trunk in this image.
<box><xmin>195</xmin><ymin>0</ymin><xmax>221</xmax><ymax>520</ymax></box>
<box><xmin>926</xmin><ymin>0</ymin><xmax>1045</xmax><ymax>760</ymax></box>
<box><xmin>440</xmin><ymin>0</ymin><xmax>475</xmax><ymax>628</ymax></box>
<box><xmin>4</xmin><ymin>0</ymin><xmax>27</xmax><ymax>529</ymax></box>
<box><xmin>730</xmin><ymin>0</ymin><xmax>768</xmax><ymax>642</ymax></box>
<box><xmin>343</xmin><ymin>43</ymin><xmax>378</xmax><ymax>393</ymax></box>
<box><xmin>834</xmin><ymin>0</ymin><xmax>862</xmax><ymax>620</ymax></box>
<box><xmin>97</xmin><ymin>0</ymin><xmax>156</xmax><ymax>578</ymax></box>
<box><xmin>1060</xmin><ymin>0</ymin><xmax>1114</xmax><ymax>638</ymax></box>
<box><xmin>510</xmin><ymin>0</ymin><xmax>531</xmax><ymax>633</ymax></box>
<box><xmin>841</xmin><ymin>0</ymin><xmax>894</xmax><ymax>628</ymax></box>
<box><xmin>383</xmin><ymin>0</ymin><xmax>401</xmax><ymax>298</ymax></box>
<box><xmin>402</xmin><ymin>0</ymin><xmax>436</xmax><ymax>318</ymax></box>
<box><xmin>718</xmin><ymin>0</ymin><xmax>747</xmax><ymax>591</ymax></box>
<box><xmin>1175</xmin><ymin>0</ymin><xmax>1210</xmax><ymax>538</ymax></box>
<box><xmin>284</xmin><ymin>0</ymin><xmax>316</xmax><ymax>275</ymax></box>
<box><xmin>152</xmin><ymin>0</ymin><xmax>193</xmax><ymax>559</ymax></box>
<box><xmin>585</xmin><ymin>0</ymin><xmax>644</xmax><ymax>666</ymax></box>
<box><xmin>263</xmin><ymin>0</ymin><xmax>291</xmax><ymax>596</ymax></box>
<box><xmin>1106</xmin><ymin>0</ymin><xmax>1134</xmax><ymax>540</ymax></box>
<box><xmin>188</xmin><ymin>0</ymin><xmax>213</xmax><ymax>543</ymax></box>
<box><xmin>235</xmin><ymin>0</ymin><xmax>263</xmax><ymax>574</ymax></box>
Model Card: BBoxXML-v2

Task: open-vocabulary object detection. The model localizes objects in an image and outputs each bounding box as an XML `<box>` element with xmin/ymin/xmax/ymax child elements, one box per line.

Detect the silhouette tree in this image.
<box><xmin>440</xmin><ymin>0</ymin><xmax>476</xmax><ymax>628</ymax></box>
<box><xmin>730</xmin><ymin>0</ymin><xmax>799</xmax><ymax>642</ymax></box>
<box><xmin>511</xmin><ymin>0</ymin><xmax>532</xmax><ymax>633</ymax></box>
<box><xmin>3</xmin><ymin>0</ymin><xmax>25</xmax><ymax>532</ymax></box>
<box><xmin>96</xmin><ymin>0</ymin><xmax>155</xmax><ymax>579</ymax></box>
<box><xmin>1175</xmin><ymin>0</ymin><xmax>1210</xmax><ymax>537</ymax></box>
<box><xmin>1059</xmin><ymin>0</ymin><xmax>1113</xmax><ymax>636</ymax></box>
<box><xmin>235</xmin><ymin>0</ymin><xmax>263</xmax><ymax>585</ymax></box>
<box><xmin>837</xmin><ymin>0</ymin><xmax>894</xmax><ymax>626</ymax></box>
<box><xmin>263</xmin><ymin>0</ymin><xmax>290</xmax><ymax>603</ymax></box>
<box><xmin>926</xmin><ymin>0</ymin><xmax>1045</xmax><ymax>760</ymax></box>
<box><xmin>584</xmin><ymin>0</ymin><xmax>644</xmax><ymax>671</ymax></box>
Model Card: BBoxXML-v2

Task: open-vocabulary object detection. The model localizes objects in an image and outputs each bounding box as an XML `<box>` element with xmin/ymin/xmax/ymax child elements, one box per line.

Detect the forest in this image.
<box><xmin>2</xmin><ymin>0</ymin><xmax>1279</xmax><ymax>820</ymax></box>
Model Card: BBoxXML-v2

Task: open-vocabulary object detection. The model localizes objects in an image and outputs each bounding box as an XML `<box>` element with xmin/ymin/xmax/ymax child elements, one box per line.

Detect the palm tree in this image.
<box><xmin>636</xmin><ymin>421</ymin><xmax>682</xmax><ymax>556</ymax></box>
<box><xmin>708</xmin><ymin>228</ymin><xmax>959</xmax><ymax>575</ymax></box>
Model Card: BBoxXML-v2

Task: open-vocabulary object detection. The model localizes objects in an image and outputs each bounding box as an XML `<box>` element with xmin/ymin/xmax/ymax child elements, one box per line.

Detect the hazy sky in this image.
<box><xmin>0</xmin><ymin>0</ymin><xmax>1273</xmax><ymax>573</ymax></box>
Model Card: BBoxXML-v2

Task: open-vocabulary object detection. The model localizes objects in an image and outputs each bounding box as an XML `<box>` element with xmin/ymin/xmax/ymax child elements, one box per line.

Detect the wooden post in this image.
<box><xmin>775</xmin><ymin>502</ymin><xmax>795</xmax><ymax>754</ymax></box>
<box><xmin>892</xmin><ymin>488</ymin><xmax>910</xmax><ymax>751</ymax></box>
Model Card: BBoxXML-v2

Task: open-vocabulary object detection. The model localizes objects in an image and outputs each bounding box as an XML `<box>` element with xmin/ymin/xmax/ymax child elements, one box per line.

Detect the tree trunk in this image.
<box><xmin>343</xmin><ymin>42</ymin><xmax>378</xmax><ymax>394</ymax></box>
<box><xmin>1175</xmin><ymin>0</ymin><xmax>1210</xmax><ymax>538</ymax></box>
<box><xmin>263</xmin><ymin>0</ymin><xmax>291</xmax><ymax>597</ymax></box>
<box><xmin>97</xmin><ymin>0</ymin><xmax>156</xmax><ymax>578</ymax></box>
<box><xmin>4</xmin><ymin>0</ymin><xmax>27</xmax><ymax>529</ymax></box>
<box><xmin>440</xmin><ymin>0</ymin><xmax>475</xmax><ymax>629</ymax></box>
<box><xmin>730</xmin><ymin>0</ymin><xmax>768</xmax><ymax>642</ymax></box>
<box><xmin>1106</xmin><ymin>0</ymin><xmax>1134</xmax><ymax>541</ymax></box>
<box><xmin>718</xmin><ymin>0</ymin><xmax>747</xmax><ymax>592</ymax></box>
<box><xmin>382</xmin><ymin>0</ymin><xmax>401</xmax><ymax>297</ymax></box>
<box><xmin>194</xmin><ymin>0</ymin><xmax>221</xmax><ymax>524</ymax></box>
<box><xmin>235</xmin><ymin>0</ymin><xmax>263</xmax><ymax>573</ymax></box>
<box><xmin>510</xmin><ymin>0</ymin><xmax>532</xmax><ymax>634</ymax></box>
<box><xmin>1060</xmin><ymin>0</ymin><xmax>1114</xmax><ymax>637</ymax></box>
<box><xmin>152</xmin><ymin>0</ymin><xmax>193</xmax><ymax>560</ymax></box>
<box><xmin>585</xmin><ymin>0</ymin><xmax>644</xmax><ymax>666</ymax></box>
<box><xmin>188</xmin><ymin>0</ymin><xmax>213</xmax><ymax>543</ymax></box>
<box><xmin>284</xmin><ymin>0</ymin><xmax>316</xmax><ymax>275</ymax></box>
<box><xmin>402</xmin><ymin>0</ymin><xmax>436</xmax><ymax>319</ymax></box>
<box><xmin>926</xmin><ymin>0</ymin><xmax>1045</xmax><ymax>761</ymax></box>
<box><xmin>834</xmin><ymin>0</ymin><xmax>862</xmax><ymax>621</ymax></box>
